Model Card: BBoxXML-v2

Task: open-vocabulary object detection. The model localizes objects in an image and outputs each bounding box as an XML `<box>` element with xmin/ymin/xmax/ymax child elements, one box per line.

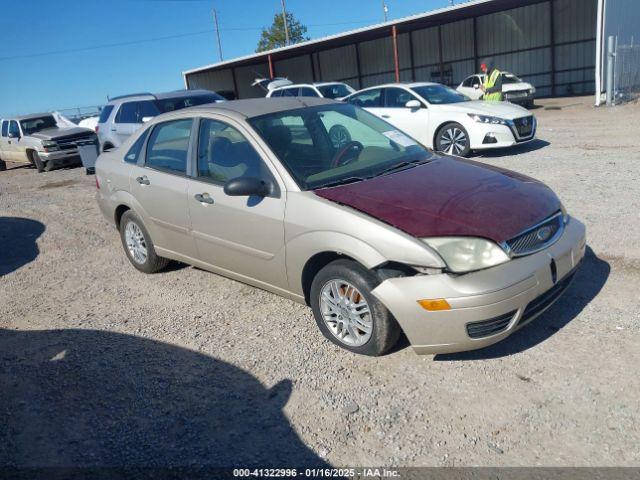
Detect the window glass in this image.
<box><xmin>124</xmin><ymin>129</ymin><xmax>149</xmax><ymax>164</ymax></box>
<box><xmin>8</xmin><ymin>121</ymin><xmax>20</xmax><ymax>137</ymax></box>
<box><xmin>270</xmin><ymin>90</ymin><xmax>282</xmax><ymax>97</ymax></box>
<box><xmin>116</xmin><ymin>101</ymin><xmax>160</xmax><ymax>124</ymax></box>
<box><xmin>145</xmin><ymin>119</ymin><xmax>192</xmax><ymax>174</ymax></box>
<box><xmin>317</xmin><ymin>83</ymin><xmax>355</xmax><ymax>99</ymax></box>
<box><xmin>462</xmin><ymin>77</ymin><xmax>474</xmax><ymax>87</ymax></box>
<box><xmin>20</xmin><ymin>116</ymin><xmax>56</xmax><ymax>135</ymax></box>
<box><xmin>250</xmin><ymin>103</ymin><xmax>432</xmax><ymax>190</ymax></box>
<box><xmin>346</xmin><ymin>89</ymin><xmax>382</xmax><ymax>108</ymax></box>
<box><xmin>298</xmin><ymin>87</ymin><xmax>319</xmax><ymax>97</ymax></box>
<box><xmin>98</xmin><ymin>105</ymin><xmax>114</xmax><ymax>123</ymax></box>
<box><xmin>473</xmin><ymin>76</ymin><xmax>483</xmax><ymax>87</ymax></box>
<box><xmin>384</xmin><ymin>88</ymin><xmax>417</xmax><ymax>108</ymax></box>
<box><xmin>280</xmin><ymin>88</ymin><xmax>298</xmax><ymax>97</ymax></box>
<box><xmin>410</xmin><ymin>85</ymin><xmax>469</xmax><ymax>104</ymax></box>
<box><xmin>1</xmin><ymin>121</ymin><xmax>7</xmax><ymax>137</ymax></box>
<box><xmin>197</xmin><ymin>118</ymin><xmax>272</xmax><ymax>186</ymax></box>
<box><xmin>156</xmin><ymin>94</ymin><xmax>222</xmax><ymax>113</ymax></box>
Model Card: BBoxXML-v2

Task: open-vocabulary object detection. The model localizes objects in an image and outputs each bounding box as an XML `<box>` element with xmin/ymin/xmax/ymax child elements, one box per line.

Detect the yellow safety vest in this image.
<box><xmin>483</xmin><ymin>69</ymin><xmax>503</xmax><ymax>101</ymax></box>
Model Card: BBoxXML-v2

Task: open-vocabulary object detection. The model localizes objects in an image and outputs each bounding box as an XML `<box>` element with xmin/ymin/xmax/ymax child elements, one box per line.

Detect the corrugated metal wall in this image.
<box><xmin>186</xmin><ymin>0</ymin><xmax>598</xmax><ymax>99</ymax></box>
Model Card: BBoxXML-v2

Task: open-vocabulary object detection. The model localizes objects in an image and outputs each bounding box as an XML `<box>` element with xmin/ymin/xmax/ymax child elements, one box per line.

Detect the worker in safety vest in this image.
<box><xmin>480</xmin><ymin>62</ymin><xmax>503</xmax><ymax>101</ymax></box>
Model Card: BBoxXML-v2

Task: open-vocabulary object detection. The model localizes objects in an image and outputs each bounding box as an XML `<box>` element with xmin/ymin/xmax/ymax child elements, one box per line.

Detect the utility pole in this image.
<box><xmin>382</xmin><ymin>1</ymin><xmax>388</xmax><ymax>22</ymax></box>
<box><xmin>281</xmin><ymin>0</ymin><xmax>290</xmax><ymax>46</ymax></box>
<box><xmin>213</xmin><ymin>7</ymin><xmax>223</xmax><ymax>61</ymax></box>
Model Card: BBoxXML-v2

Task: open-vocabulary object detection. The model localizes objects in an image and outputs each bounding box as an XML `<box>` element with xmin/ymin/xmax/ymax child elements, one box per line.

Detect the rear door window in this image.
<box><xmin>1</xmin><ymin>121</ymin><xmax>7</xmax><ymax>137</ymax></box>
<box><xmin>98</xmin><ymin>105</ymin><xmax>114</xmax><ymax>123</ymax></box>
<box><xmin>346</xmin><ymin>89</ymin><xmax>383</xmax><ymax>108</ymax></box>
<box><xmin>299</xmin><ymin>87</ymin><xmax>319</xmax><ymax>97</ymax></box>
<box><xmin>145</xmin><ymin>119</ymin><xmax>193</xmax><ymax>174</ymax></box>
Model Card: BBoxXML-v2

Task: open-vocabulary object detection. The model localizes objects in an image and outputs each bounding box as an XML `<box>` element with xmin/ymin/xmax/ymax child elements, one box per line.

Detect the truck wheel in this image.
<box><xmin>310</xmin><ymin>259</ymin><xmax>401</xmax><ymax>356</ymax></box>
<box><xmin>31</xmin><ymin>151</ymin><xmax>45</xmax><ymax>173</ymax></box>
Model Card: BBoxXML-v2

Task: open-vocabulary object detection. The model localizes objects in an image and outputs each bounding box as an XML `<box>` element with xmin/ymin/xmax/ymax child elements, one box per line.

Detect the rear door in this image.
<box><xmin>186</xmin><ymin>116</ymin><xmax>287</xmax><ymax>289</ymax></box>
<box><xmin>113</xmin><ymin>101</ymin><xmax>158</xmax><ymax>146</ymax></box>
<box><xmin>128</xmin><ymin>118</ymin><xmax>197</xmax><ymax>259</ymax></box>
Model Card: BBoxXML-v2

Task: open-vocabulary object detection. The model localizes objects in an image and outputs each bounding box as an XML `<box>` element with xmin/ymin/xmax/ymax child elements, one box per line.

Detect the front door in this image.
<box><xmin>6</xmin><ymin>121</ymin><xmax>24</xmax><ymax>162</ymax></box>
<box><xmin>378</xmin><ymin>87</ymin><xmax>430</xmax><ymax>146</ymax></box>
<box><xmin>186</xmin><ymin>117</ymin><xmax>287</xmax><ymax>290</ymax></box>
<box><xmin>128</xmin><ymin>117</ymin><xmax>197</xmax><ymax>259</ymax></box>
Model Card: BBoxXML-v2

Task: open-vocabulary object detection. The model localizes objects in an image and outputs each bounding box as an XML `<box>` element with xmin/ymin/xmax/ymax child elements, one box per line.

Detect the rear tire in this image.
<box><xmin>435</xmin><ymin>122</ymin><xmax>471</xmax><ymax>157</ymax></box>
<box><xmin>119</xmin><ymin>210</ymin><xmax>169</xmax><ymax>274</ymax></box>
<box><xmin>31</xmin><ymin>151</ymin><xmax>45</xmax><ymax>173</ymax></box>
<box><xmin>310</xmin><ymin>259</ymin><xmax>401</xmax><ymax>356</ymax></box>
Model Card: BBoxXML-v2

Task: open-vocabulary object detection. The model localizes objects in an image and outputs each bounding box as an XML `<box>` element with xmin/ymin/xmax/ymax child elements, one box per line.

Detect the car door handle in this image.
<box><xmin>194</xmin><ymin>193</ymin><xmax>214</xmax><ymax>204</ymax></box>
<box><xmin>110</xmin><ymin>128</ymin><xmax>117</xmax><ymax>132</ymax></box>
<box><xmin>136</xmin><ymin>175</ymin><xmax>150</xmax><ymax>185</ymax></box>
<box><xmin>381</xmin><ymin>114</ymin><xmax>391</xmax><ymax>119</ymax></box>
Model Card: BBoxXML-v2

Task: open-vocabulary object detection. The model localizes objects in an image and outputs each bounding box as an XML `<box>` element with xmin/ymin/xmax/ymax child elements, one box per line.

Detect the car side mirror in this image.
<box><xmin>141</xmin><ymin>116</ymin><xmax>153</xmax><ymax>123</ymax></box>
<box><xmin>473</xmin><ymin>84</ymin><xmax>480</xmax><ymax>89</ymax></box>
<box><xmin>405</xmin><ymin>99</ymin><xmax>422</xmax><ymax>109</ymax></box>
<box><xmin>224</xmin><ymin>176</ymin><xmax>274</xmax><ymax>197</ymax></box>
<box><xmin>8</xmin><ymin>132</ymin><xmax>18</xmax><ymax>139</ymax></box>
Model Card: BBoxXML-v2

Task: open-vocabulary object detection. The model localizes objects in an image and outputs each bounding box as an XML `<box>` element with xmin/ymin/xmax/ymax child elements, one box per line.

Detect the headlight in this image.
<box><xmin>421</xmin><ymin>237</ymin><xmax>509</xmax><ymax>273</ymax></box>
<box><xmin>467</xmin><ymin>113</ymin><xmax>508</xmax><ymax>125</ymax></box>
<box><xmin>560</xmin><ymin>203</ymin><xmax>569</xmax><ymax>224</ymax></box>
<box><xmin>530</xmin><ymin>86</ymin><xmax>537</xmax><ymax>94</ymax></box>
<box><xmin>41</xmin><ymin>140</ymin><xmax>59</xmax><ymax>152</ymax></box>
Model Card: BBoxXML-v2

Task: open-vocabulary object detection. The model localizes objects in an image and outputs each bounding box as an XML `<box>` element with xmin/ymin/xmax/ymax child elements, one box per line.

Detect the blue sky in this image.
<box><xmin>0</xmin><ymin>0</ymin><xmax>450</xmax><ymax>117</ymax></box>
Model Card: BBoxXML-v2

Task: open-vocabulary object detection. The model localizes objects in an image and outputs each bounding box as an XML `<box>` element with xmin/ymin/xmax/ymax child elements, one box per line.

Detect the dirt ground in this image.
<box><xmin>1</xmin><ymin>97</ymin><xmax>639</xmax><ymax>468</ymax></box>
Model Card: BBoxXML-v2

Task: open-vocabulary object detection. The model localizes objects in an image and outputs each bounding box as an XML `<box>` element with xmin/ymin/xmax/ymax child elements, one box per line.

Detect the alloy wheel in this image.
<box><xmin>439</xmin><ymin>127</ymin><xmax>468</xmax><ymax>155</ymax></box>
<box><xmin>124</xmin><ymin>221</ymin><xmax>148</xmax><ymax>265</ymax></box>
<box><xmin>319</xmin><ymin>279</ymin><xmax>372</xmax><ymax>346</ymax></box>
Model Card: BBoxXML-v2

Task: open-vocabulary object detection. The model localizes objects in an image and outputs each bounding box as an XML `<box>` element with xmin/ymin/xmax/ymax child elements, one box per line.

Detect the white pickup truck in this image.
<box><xmin>0</xmin><ymin>113</ymin><xmax>95</xmax><ymax>172</ymax></box>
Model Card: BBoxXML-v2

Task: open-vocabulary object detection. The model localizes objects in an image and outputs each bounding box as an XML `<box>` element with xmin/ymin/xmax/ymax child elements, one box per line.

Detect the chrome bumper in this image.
<box><xmin>372</xmin><ymin>217</ymin><xmax>586</xmax><ymax>355</ymax></box>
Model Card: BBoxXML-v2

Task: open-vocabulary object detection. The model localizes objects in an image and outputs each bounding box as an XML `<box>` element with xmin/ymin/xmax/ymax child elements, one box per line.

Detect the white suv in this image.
<box><xmin>266</xmin><ymin>82</ymin><xmax>355</xmax><ymax>100</ymax></box>
<box><xmin>97</xmin><ymin>89</ymin><xmax>224</xmax><ymax>152</ymax></box>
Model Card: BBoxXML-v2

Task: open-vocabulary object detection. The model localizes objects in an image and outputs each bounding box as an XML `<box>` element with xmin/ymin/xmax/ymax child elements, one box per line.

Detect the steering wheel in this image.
<box><xmin>331</xmin><ymin>141</ymin><xmax>364</xmax><ymax>168</ymax></box>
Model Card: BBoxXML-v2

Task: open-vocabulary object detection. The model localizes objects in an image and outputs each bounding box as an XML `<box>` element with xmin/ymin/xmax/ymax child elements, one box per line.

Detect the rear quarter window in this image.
<box><xmin>1</xmin><ymin>121</ymin><xmax>7</xmax><ymax>137</ymax></box>
<box><xmin>98</xmin><ymin>105</ymin><xmax>114</xmax><ymax>123</ymax></box>
<box><xmin>124</xmin><ymin>129</ymin><xmax>149</xmax><ymax>164</ymax></box>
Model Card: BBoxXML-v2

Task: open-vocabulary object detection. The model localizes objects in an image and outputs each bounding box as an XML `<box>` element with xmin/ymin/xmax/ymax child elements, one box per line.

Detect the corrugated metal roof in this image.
<box><xmin>183</xmin><ymin>0</ymin><xmax>498</xmax><ymax>76</ymax></box>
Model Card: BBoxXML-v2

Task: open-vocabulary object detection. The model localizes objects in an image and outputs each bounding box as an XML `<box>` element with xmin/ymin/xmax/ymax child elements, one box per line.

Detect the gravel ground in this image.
<box><xmin>1</xmin><ymin>97</ymin><xmax>639</xmax><ymax>468</ymax></box>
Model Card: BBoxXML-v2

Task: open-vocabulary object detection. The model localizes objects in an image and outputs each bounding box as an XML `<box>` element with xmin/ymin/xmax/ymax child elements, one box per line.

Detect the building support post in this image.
<box><xmin>550</xmin><ymin>0</ymin><xmax>556</xmax><ymax>96</ymax></box>
<box><xmin>392</xmin><ymin>25</ymin><xmax>400</xmax><ymax>82</ymax></box>
<box><xmin>606</xmin><ymin>35</ymin><xmax>616</xmax><ymax>106</ymax></box>
<box><xmin>268</xmin><ymin>54</ymin><xmax>275</xmax><ymax>79</ymax></box>
<box><xmin>231</xmin><ymin>67</ymin><xmax>239</xmax><ymax>100</ymax></box>
<box><xmin>355</xmin><ymin>43</ymin><xmax>363</xmax><ymax>89</ymax></box>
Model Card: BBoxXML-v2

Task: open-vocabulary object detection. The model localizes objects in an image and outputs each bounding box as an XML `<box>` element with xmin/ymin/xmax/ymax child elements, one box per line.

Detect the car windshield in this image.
<box><xmin>249</xmin><ymin>103</ymin><xmax>433</xmax><ymax>190</ymax></box>
<box><xmin>20</xmin><ymin>116</ymin><xmax>57</xmax><ymax>135</ymax></box>
<box><xmin>411</xmin><ymin>85</ymin><xmax>470</xmax><ymax>104</ymax></box>
<box><xmin>155</xmin><ymin>93</ymin><xmax>223</xmax><ymax>113</ymax></box>
<box><xmin>502</xmin><ymin>74</ymin><xmax>522</xmax><ymax>84</ymax></box>
<box><xmin>317</xmin><ymin>83</ymin><xmax>354</xmax><ymax>99</ymax></box>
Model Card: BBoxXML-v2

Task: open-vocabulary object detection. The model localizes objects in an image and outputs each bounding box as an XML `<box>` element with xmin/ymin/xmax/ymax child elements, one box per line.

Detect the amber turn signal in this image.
<box><xmin>417</xmin><ymin>298</ymin><xmax>451</xmax><ymax>311</ymax></box>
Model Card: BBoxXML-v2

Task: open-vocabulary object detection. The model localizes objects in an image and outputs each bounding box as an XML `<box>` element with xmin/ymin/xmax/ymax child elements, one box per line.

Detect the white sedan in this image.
<box><xmin>457</xmin><ymin>72</ymin><xmax>536</xmax><ymax>107</ymax></box>
<box><xmin>344</xmin><ymin>82</ymin><xmax>536</xmax><ymax>157</ymax></box>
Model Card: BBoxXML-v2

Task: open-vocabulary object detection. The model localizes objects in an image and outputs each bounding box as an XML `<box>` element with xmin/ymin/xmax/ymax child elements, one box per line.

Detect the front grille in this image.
<box><xmin>466</xmin><ymin>310</ymin><xmax>517</xmax><ymax>339</ymax></box>
<box><xmin>505</xmin><ymin>212</ymin><xmax>564</xmax><ymax>257</ymax></box>
<box><xmin>56</xmin><ymin>133</ymin><xmax>96</xmax><ymax>151</ymax></box>
<box><xmin>517</xmin><ymin>271</ymin><xmax>576</xmax><ymax>326</ymax></box>
<box><xmin>513</xmin><ymin>116</ymin><xmax>534</xmax><ymax>137</ymax></box>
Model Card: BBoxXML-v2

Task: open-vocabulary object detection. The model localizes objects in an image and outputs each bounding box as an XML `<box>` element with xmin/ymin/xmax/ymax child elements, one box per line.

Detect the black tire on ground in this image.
<box><xmin>310</xmin><ymin>259</ymin><xmax>401</xmax><ymax>356</ymax></box>
<box><xmin>119</xmin><ymin>210</ymin><xmax>170</xmax><ymax>274</ymax></box>
<box><xmin>44</xmin><ymin>158</ymin><xmax>55</xmax><ymax>171</ymax></box>
<box><xmin>31</xmin><ymin>151</ymin><xmax>45</xmax><ymax>173</ymax></box>
<box><xmin>435</xmin><ymin>122</ymin><xmax>471</xmax><ymax>157</ymax></box>
<box><xmin>0</xmin><ymin>159</ymin><xmax>6</xmax><ymax>171</ymax></box>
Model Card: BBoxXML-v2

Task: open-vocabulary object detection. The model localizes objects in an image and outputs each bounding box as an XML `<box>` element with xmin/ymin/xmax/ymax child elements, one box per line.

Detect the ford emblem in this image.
<box><xmin>536</xmin><ymin>226</ymin><xmax>552</xmax><ymax>242</ymax></box>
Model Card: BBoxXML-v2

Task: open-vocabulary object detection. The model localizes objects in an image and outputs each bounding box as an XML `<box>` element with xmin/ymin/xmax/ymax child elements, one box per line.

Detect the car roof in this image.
<box><xmin>9</xmin><ymin>112</ymin><xmax>55</xmax><ymax>121</ymax></box>
<box><xmin>353</xmin><ymin>82</ymin><xmax>440</xmax><ymax>92</ymax></box>
<box><xmin>272</xmin><ymin>81</ymin><xmax>347</xmax><ymax>90</ymax></box>
<box><xmin>176</xmin><ymin>97</ymin><xmax>339</xmax><ymax>120</ymax></box>
<box><xmin>106</xmin><ymin>89</ymin><xmax>217</xmax><ymax>105</ymax></box>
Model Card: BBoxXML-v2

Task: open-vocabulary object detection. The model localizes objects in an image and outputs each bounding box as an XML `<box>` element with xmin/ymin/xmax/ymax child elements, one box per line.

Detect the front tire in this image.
<box><xmin>119</xmin><ymin>211</ymin><xmax>169</xmax><ymax>273</ymax></box>
<box><xmin>310</xmin><ymin>259</ymin><xmax>401</xmax><ymax>356</ymax></box>
<box><xmin>435</xmin><ymin>122</ymin><xmax>471</xmax><ymax>157</ymax></box>
<box><xmin>31</xmin><ymin>151</ymin><xmax>45</xmax><ymax>173</ymax></box>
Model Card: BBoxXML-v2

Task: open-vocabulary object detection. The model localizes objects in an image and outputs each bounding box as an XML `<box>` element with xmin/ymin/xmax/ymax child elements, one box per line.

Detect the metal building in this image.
<box><xmin>183</xmin><ymin>0</ymin><xmax>600</xmax><ymax>100</ymax></box>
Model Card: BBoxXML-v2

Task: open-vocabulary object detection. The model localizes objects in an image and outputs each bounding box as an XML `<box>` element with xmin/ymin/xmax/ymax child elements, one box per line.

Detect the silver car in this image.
<box><xmin>95</xmin><ymin>98</ymin><xmax>585</xmax><ymax>356</ymax></box>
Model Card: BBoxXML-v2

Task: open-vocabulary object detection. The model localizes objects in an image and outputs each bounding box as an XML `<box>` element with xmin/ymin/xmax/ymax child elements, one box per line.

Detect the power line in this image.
<box><xmin>0</xmin><ymin>19</ymin><xmax>380</xmax><ymax>62</ymax></box>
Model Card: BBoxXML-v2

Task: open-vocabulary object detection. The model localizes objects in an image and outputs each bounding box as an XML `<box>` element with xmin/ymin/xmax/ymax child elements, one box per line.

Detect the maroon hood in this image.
<box><xmin>314</xmin><ymin>156</ymin><xmax>561</xmax><ymax>243</ymax></box>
